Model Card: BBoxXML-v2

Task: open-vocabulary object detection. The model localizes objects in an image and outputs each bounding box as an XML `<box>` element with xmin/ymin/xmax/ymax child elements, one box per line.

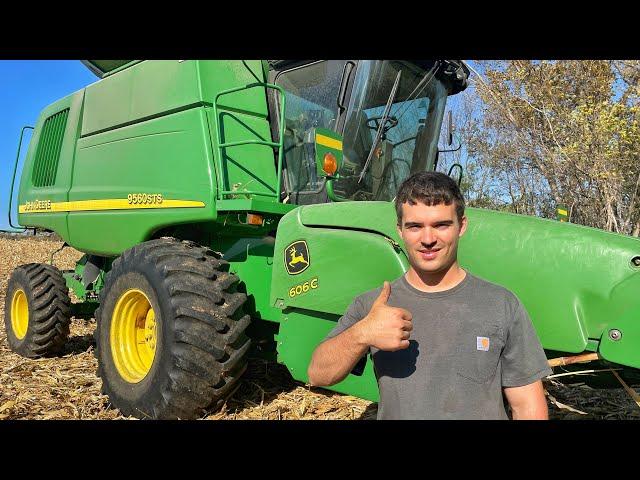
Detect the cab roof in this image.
<box><xmin>81</xmin><ymin>60</ymin><xmax>138</xmax><ymax>78</ymax></box>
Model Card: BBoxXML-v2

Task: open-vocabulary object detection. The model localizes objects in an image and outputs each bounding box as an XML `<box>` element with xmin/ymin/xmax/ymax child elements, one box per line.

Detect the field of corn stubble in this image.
<box><xmin>1</xmin><ymin>234</ymin><xmax>639</xmax><ymax>420</ymax></box>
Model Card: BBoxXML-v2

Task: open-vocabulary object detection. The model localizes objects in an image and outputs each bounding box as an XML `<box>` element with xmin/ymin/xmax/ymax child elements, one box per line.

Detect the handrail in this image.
<box><xmin>326</xmin><ymin>177</ymin><xmax>348</xmax><ymax>202</ymax></box>
<box><xmin>212</xmin><ymin>82</ymin><xmax>286</xmax><ymax>201</ymax></box>
<box><xmin>8</xmin><ymin>126</ymin><xmax>34</xmax><ymax>231</ymax></box>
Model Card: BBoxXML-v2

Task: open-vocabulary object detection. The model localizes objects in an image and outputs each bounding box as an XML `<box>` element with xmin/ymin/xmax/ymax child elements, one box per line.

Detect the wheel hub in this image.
<box><xmin>10</xmin><ymin>289</ymin><xmax>29</xmax><ymax>340</ymax></box>
<box><xmin>110</xmin><ymin>289</ymin><xmax>157</xmax><ymax>383</ymax></box>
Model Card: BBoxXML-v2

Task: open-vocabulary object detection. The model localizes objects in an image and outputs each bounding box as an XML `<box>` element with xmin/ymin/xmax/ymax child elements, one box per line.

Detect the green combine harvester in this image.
<box><xmin>4</xmin><ymin>60</ymin><xmax>640</xmax><ymax>419</ymax></box>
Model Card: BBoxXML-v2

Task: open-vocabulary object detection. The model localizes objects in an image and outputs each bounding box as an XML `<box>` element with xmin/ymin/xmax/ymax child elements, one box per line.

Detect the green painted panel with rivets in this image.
<box><xmin>276</xmin><ymin>309</ymin><xmax>379</xmax><ymax>402</ymax></box>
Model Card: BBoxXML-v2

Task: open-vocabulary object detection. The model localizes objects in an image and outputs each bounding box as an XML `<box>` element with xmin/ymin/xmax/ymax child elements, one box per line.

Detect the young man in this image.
<box><xmin>307</xmin><ymin>172</ymin><xmax>552</xmax><ymax>419</ymax></box>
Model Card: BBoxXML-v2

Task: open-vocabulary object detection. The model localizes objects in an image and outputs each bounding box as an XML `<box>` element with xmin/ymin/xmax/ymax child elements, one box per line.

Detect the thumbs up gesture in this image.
<box><xmin>359</xmin><ymin>281</ymin><xmax>413</xmax><ymax>351</ymax></box>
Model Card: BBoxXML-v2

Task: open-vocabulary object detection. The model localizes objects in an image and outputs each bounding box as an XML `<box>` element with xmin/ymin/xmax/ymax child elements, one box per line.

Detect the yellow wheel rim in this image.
<box><xmin>10</xmin><ymin>289</ymin><xmax>29</xmax><ymax>340</ymax></box>
<box><xmin>110</xmin><ymin>289</ymin><xmax>157</xmax><ymax>383</ymax></box>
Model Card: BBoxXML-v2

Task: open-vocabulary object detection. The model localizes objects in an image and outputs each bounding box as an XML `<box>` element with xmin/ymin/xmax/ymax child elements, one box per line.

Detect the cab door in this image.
<box><xmin>267</xmin><ymin>60</ymin><xmax>357</xmax><ymax>205</ymax></box>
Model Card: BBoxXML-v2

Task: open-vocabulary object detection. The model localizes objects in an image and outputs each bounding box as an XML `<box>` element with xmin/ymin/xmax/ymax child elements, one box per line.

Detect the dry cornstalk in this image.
<box><xmin>610</xmin><ymin>370</ymin><xmax>640</xmax><ymax>408</ymax></box>
<box><xmin>547</xmin><ymin>352</ymin><xmax>601</xmax><ymax>367</ymax></box>
<box><xmin>547</xmin><ymin>368</ymin><xmax>622</xmax><ymax>379</ymax></box>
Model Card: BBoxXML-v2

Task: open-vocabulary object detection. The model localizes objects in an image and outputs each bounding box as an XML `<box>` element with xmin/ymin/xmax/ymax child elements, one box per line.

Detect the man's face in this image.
<box><xmin>397</xmin><ymin>201</ymin><xmax>467</xmax><ymax>275</ymax></box>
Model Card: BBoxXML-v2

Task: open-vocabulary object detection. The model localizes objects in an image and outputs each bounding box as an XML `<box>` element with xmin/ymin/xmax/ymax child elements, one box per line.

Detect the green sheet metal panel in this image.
<box><xmin>81</xmin><ymin>60</ymin><xmax>202</xmax><ymax>136</ymax></box>
<box><xmin>81</xmin><ymin>60</ymin><xmax>271</xmax><ymax>138</ymax></box>
<box><xmin>198</xmin><ymin>60</ymin><xmax>270</xmax><ymax>116</ymax></box>
<box><xmin>299</xmin><ymin>201</ymin><xmax>403</xmax><ymax>244</ymax></box>
<box><xmin>216</xmin><ymin>198</ymin><xmax>297</xmax><ymax>215</ymax></box>
<box><xmin>130</xmin><ymin>61</ymin><xmax>201</xmax><ymax>125</ymax></box>
<box><xmin>18</xmin><ymin>90</ymin><xmax>85</xmax><ymax>239</ymax></box>
<box><xmin>81</xmin><ymin>66</ymin><xmax>133</xmax><ymax>136</ymax></box>
<box><xmin>276</xmin><ymin>309</ymin><xmax>379</xmax><ymax>402</ymax></box>
<box><xmin>600</xmin><ymin>267</ymin><xmax>640</xmax><ymax>368</ymax></box>
<box><xmin>271</xmin><ymin>205</ymin><xmax>408</xmax><ymax>315</ymax></box>
<box><xmin>459</xmin><ymin>208</ymin><xmax>640</xmax><ymax>352</ymax></box>
<box><xmin>67</xmin><ymin>108</ymin><xmax>216</xmax><ymax>255</ymax></box>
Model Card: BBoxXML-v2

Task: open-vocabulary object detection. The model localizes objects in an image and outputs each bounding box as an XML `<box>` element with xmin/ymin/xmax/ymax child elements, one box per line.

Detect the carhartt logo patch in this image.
<box><xmin>477</xmin><ymin>336</ymin><xmax>490</xmax><ymax>351</ymax></box>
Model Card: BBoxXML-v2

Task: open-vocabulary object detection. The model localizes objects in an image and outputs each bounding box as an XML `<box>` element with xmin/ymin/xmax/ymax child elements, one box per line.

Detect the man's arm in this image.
<box><xmin>307</xmin><ymin>322</ymin><xmax>370</xmax><ymax>386</ymax></box>
<box><xmin>308</xmin><ymin>281</ymin><xmax>412</xmax><ymax>387</ymax></box>
<box><xmin>503</xmin><ymin>380</ymin><xmax>548</xmax><ymax>420</ymax></box>
<box><xmin>500</xmin><ymin>295</ymin><xmax>553</xmax><ymax>419</ymax></box>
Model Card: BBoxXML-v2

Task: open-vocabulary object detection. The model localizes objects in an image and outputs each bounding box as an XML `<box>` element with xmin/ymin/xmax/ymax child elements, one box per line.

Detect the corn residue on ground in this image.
<box><xmin>1</xmin><ymin>234</ymin><xmax>639</xmax><ymax>420</ymax></box>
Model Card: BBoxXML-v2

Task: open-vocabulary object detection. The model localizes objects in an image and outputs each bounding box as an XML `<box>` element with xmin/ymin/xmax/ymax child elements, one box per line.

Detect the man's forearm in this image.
<box><xmin>307</xmin><ymin>323</ymin><xmax>370</xmax><ymax>386</ymax></box>
<box><xmin>511</xmin><ymin>402</ymin><xmax>548</xmax><ymax>420</ymax></box>
<box><xmin>504</xmin><ymin>381</ymin><xmax>549</xmax><ymax>420</ymax></box>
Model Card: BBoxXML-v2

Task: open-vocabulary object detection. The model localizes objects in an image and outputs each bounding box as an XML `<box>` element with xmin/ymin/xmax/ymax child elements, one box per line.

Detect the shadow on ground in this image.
<box><xmin>61</xmin><ymin>334</ymin><xmax>95</xmax><ymax>356</ymax></box>
<box><xmin>216</xmin><ymin>358</ymin><xmax>302</xmax><ymax>415</ymax></box>
<box><xmin>357</xmin><ymin>403</ymin><xmax>378</xmax><ymax>420</ymax></box>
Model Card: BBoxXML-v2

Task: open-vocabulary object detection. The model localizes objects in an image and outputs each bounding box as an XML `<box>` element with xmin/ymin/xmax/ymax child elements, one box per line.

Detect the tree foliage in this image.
<box><xmin>446</xmin><ymin>60</ymin><xmax>640</xmax><ymax>235</ymax></box>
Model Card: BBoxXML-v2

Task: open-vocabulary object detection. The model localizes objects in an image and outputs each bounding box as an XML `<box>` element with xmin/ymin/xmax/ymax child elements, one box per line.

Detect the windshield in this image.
<box><xmin>333</xmin><ymin>60</ymin><xmax>448</xmax><ymax>201</ymax></box>
<box><xmin>275</xmin><ymin>60</ymin><xmax>348</xmax><ymax>203</ymax></box>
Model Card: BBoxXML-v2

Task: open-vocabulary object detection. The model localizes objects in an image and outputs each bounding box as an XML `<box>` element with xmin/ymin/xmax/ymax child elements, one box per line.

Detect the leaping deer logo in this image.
<box><xmin>285</xmin><ymin>241</ymin><xmax>310</xmax><ymax>275</ymax></box>
<box><xmin>289</xmin><ymin>246</ymin><xmax>308</xmax><ymax>268</ymax></box>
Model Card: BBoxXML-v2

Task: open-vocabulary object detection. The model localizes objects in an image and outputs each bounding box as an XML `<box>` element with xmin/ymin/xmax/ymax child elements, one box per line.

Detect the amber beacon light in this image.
<box><xmin>322</xmin><ymin>152</ymin><xmax>338</xmax><ymax>176</ymax></box>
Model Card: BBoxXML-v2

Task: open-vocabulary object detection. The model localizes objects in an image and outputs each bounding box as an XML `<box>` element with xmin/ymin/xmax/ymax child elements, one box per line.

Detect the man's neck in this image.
<box><xmin>404</xmin><ymin>262</ymin><xmax>467</xmax><ymax>293</ymax></box>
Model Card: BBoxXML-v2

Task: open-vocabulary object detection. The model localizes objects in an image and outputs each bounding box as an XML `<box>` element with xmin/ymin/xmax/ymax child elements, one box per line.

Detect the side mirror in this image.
<box><xmin>438</xmin><ymin>110</ymin><xmax>461</xmax><ymax>154</ymax></box>
<box><xmin>314</xmin><ymin>128</ymin><xmax>343</xmax><ymax>178</ymax></box>
<box><xmin>337</xmin><ymin>61</ymin><xmax>355</xmax><ymax>111</ymax></box>
<box><xmin>447</xmin><ymin>163</ymin><xmax>463</xmax><ymax>187</ymax></box>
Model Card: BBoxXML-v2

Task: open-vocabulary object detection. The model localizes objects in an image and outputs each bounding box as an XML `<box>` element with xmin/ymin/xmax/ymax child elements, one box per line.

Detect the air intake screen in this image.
<box><xmin>32</xmin><ymin>109</ymin><xmax>69</xmax><ymax>187</ymax></box>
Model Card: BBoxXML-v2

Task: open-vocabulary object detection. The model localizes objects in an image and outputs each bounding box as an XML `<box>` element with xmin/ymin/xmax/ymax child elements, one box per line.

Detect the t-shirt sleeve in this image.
<box><xmin>324</xmin><ymin>295</ymin><xmax>367</xmax><ymax>341</ymax></box>
<box><xmin>501</xmin><ymin>297</ymin><xmax>553</xmax><ymax>387</ymax></box>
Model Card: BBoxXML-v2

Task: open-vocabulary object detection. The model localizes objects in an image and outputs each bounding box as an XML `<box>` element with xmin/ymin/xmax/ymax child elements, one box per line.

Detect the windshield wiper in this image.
<box><xmin>358</xmin><ymin>70</ymin><xmax>402</xmax><ymax>184</ymax></box>
<box><xmin>391</xmin><ymin>60</ymin><xmax>440</xmax><ymax>125</ymax></box>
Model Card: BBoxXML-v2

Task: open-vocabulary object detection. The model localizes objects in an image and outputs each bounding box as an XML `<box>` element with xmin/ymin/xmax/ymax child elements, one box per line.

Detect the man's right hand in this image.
<box><xmin>358</xmin><ymin>281</ymin><xmax>413</xmax><ymax>351</ymax></box>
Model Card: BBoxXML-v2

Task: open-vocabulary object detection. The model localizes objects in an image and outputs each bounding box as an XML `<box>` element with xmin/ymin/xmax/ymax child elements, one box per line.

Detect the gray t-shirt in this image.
<box><xmin>325</xmin><ymin>272</ymin><xmax>552</xmax><ymax>420</ymax></box>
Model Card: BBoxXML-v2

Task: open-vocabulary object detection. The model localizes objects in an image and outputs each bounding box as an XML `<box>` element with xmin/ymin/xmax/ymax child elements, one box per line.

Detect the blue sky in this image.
<box><xmin>0</xmin><ymin>60</ymin><xmax>97</xmax><ymax>231</ymax></box>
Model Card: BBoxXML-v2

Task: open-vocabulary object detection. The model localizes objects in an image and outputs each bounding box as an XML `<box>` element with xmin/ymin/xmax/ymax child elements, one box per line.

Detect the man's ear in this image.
<box><xmin>396</xmin><ymin>222</ymin><xmax>402</xmax><ymax>237</ymax></box>
<box><xmin>459</xmin><ymin>215</ymin><xmax>468</xmax><ymax>237</ymax></box>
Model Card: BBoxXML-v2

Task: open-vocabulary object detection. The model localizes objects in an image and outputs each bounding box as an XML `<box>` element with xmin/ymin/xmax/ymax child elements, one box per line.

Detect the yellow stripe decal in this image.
<box><xmin>315</xmin><ymin>134</ymin><xmax>343</xmax><ymax>151</ymax></box>
<box><xmin>19</xmin><ymin>199</ymin><xmax>205</xmax><ymax>214</ymax></box>
<box><xmin>557</xmin><ymin>209</ymin><xmax>568</xmax><ymax>216</ymax></box>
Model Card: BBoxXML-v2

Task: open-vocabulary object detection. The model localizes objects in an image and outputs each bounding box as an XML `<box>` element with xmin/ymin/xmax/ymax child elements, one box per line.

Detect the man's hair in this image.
<box><xmin>395</xmin><ymin>172</ymin><xmax>465</xmax><ymax>223</ymax></box>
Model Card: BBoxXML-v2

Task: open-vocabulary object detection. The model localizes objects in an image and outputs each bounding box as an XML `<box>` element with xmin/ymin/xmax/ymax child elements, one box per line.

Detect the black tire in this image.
<box><xmin>95</xmin><ymin>237</ymin><xmax>251</xmax><ymax>419</ymax></box>
<box><xmin>3</xmin><ymin>263</ymin><xmax>71</xmax><ymax>358</ymax></box>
